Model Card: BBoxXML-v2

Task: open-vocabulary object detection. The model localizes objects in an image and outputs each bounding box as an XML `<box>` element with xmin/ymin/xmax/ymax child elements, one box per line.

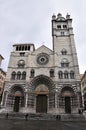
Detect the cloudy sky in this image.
<box><xmin>0</xmin><ymin>0</ymin><xmax>86</xmax><ymax>74</ymax></box>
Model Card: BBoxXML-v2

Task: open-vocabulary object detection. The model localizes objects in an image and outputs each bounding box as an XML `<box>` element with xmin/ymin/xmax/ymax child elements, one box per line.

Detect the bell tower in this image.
<box><xmin>52</xmin><ymin>13</ymin><xmax>80</xmax><ymax>80</ymax></box>
<box><xmin>52</xmin><ymin>13</ymin><xmax>73</xmax><ymax>52</ymax></box>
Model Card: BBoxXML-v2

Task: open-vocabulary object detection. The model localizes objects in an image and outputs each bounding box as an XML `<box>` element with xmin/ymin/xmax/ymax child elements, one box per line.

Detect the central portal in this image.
<box><xmin>14</xmin><ymin>96</ymin><xmax>20</xmax><ymax>112</ymax></box>
<box><xmin>65</xmin><ymin>97</ymin><xmax>71</xmax><ymax>113</ymax></box>
<box><xmin>36</xmin><ymin>94</ymin><xmax>47</xmax><ymax>113</ymax></box>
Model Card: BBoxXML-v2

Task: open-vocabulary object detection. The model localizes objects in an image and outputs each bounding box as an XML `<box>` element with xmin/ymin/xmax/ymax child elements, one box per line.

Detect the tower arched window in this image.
<box><xmin>61</xmin><ymin>32</ymin><xmax>65</xmax><ymax>36</ymax></box>
<box><xmin>22</xmin><ymin>46</ymin><xmax>24</xmax><ymax>51</ymax></box>
<box><xmin>17</xmin><ymin>71</ymin><xmax>21</xmax><ymax>80</ymax></box>
<box><xmin>63</xmin><ymin>25</ymin><xmax>67</xmax><ymax>29</ymax></box>
<box><xmin>70</xmin><ymin>71</ymin><xmax>74</xmax><ymax>79</ymax></box>
<box><xmin>30</xmin><ymin>69</ymin><xmax>35</xmax><ymax>78</ymax></box>
<box><xmin>50</xmin><ymin>69</ymin><xmax>54</xmax><ymax>77</ymax></box>
<box><xmin>61</xmin><ymin>48</ymin><xmax>67</xmax><ymax>55</ymax></box>
<box><xmin>57</xmin><ymin>25</ymin><xmax>61</xmax><ymax>29</ymax></box>
<box><xmin>19</xmin><ymin>46</ymin><xmax>21</xmax><ymax>51</ymax></box>
<box><xmin>58</xmin><ymin>71</ymin><xmax>63</xmax><ymax>79</ymax></box>
<box><xmin>25</xmin><ymin>45</ymin><xmax>27</xmax><ymax>50</ymax></box>
<box><xmin>61</xmin><ymin>58</ymin><xmax>69</xmax><ymax>67</ymax></box>
<box><xmin>64</xmin><ymin>71</ymin><xmax>69</xmax><ymax>79</ymax></box>
<box><xmin>22</xmin><ymin>71</ymin><xmax>26</xmax><ymax>80</ymax></box>
<box><xmin>11</xmin><ymin>71</ymin><xmax>16</xmax><ymax>80</ymax></box>
<box><xmin>16</xmin><ymin>46</ymin><xmax>18</xmax><ymax>51</ymax></box>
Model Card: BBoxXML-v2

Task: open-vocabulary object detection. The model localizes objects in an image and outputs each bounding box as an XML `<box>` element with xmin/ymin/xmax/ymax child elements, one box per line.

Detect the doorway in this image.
<box><xmin>65</xmin><ymin>97</ymin><xmax>71</xmax><ymax>113</ymax></box>
<box><xmin>36</xmin><ymin>94</ymin><xmax>47</xmax><ymax>113</ymax></box>
<box><xmin>14</xmin><ymin>96</ymin><xmax>20</xmax><ymax>112</ymax></box>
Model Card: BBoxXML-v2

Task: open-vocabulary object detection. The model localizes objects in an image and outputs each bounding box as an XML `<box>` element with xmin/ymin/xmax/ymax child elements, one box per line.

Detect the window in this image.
<box><xmin>50</xmin><ymin>69</ymin><xmax>54</xmax><ymax>77</ymax></box>
<box><xmin>11</xmin><ymin>71</ymin><xmax>16</xmax><ymax>80</ymax></box>
<box><xmin>61</xmin><ymin>58</ymin><xmax>69</xmax><ymax>67</ymax></box>
<box><xmin>16</xmin><ymin>46</ymin><xmax>18</xmax><ymax>51</ymax></box>
<box><xmin>61</xmin><ymin>48</ymin><xmax>67</xmax><ymax>55</ymax></box>
<box><xmin>21</xmin><ymin>46</ymin><xmax>24</xmax><ymax>51</ymax></box>
<box><xmin>58</xmin><ymin>71</ymin><xmax>63</xmax><ymax>79</ymax></box>
<box><xmin>19</xmin><ymin>46</ymin><xmax>21</xmax><ymax>51</ymax></box>
<box><xmin>61</xmin><ymin>32</ymin><xmax>64</xmax><ymax>36</ymax></box>
<box><xmin>70</xmin><ymin>71</ymin><xmax>74</xmax><ymax>79</ymax></box>
<box><xmin>64</xmin><ymin>71</ymin><xmax>69</xmax><ymax>79</ymax></box>
<box><xmin>28</xmin><ymin>46</ymin><xmax>30</xmax><ymax>50</ymax></box>
<box><xmin>57</xmin><ymin>25</ymin><xmax>61</xmax><ymax>29</ymax></box>
<box><xmin>18</xmin><ymin>60</ymin><xmax>25</xmax><ymax>68</ymax></box>
<box><xmin>17</xmin><ymin>71</ymin><xmax>21</xmax><ymax>80</ymax></box>
<box><xmin>30</xmin><ymin>69</ymin><xmax>35</xmax><ymax>78</ymax></box>
<box><xmin>63</xmin><ymin>25</ymin><xmax>67</xmax><ymax>29</ymax></box>
<box><xmin>22</xmin><ymin>71</ymin><xmax>26</xmax><ymax>80</ymax></box>
<box><xmin>25</xmin><ymin>46</ymin><xmax>27</xmax><ymax>50</ymax></box>
<box><xmin>61</xmin><ymin>63</ymin><xmax>69</xmax><ymax>67</ymax></box>
<box><xmin>20</xmin><ymin>53</ymin><xmax>25</xmax><ymax>56</ymax></box>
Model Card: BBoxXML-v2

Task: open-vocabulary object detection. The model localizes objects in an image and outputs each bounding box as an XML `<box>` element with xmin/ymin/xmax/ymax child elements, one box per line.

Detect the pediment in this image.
<box><xmin>32</xmin><ymin>45</ymin><xmax>53</xmax><ymax>55</ymax></box>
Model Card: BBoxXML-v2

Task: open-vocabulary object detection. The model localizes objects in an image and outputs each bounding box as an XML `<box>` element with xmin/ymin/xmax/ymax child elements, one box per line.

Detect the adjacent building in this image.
<box><xmin>81</xmin><ymin>71</ymin><xmax>86</xmax><ymax>109</ymax></box>
<box><xmin>0</xmin><ymin>55</ymin><xmax>4</xmax><ymax>66</ymax></box>
<box><xmin>1</xmin><ymin>13</ymin><xmax>81</xmax><ymax>114</ymax></box>
<box><xmin>0</xmin><ymin>55</ymin><xmax>6</xmax><ymax>102</ymax></box>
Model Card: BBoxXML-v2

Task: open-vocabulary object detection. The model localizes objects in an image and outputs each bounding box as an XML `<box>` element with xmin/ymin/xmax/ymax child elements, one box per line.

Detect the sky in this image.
<box><xmin>0</xmin><ymin>0</ymin><xmax>86</xmax><ymax>74</ymax></box>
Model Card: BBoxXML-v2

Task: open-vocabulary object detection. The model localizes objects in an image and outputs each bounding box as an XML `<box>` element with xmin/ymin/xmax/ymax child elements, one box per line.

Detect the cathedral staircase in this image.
<box><xmin>0</xmin><ymin>113</ymin><xmax>56</xmax><ymax>120</ymax></box>
<box><xmin>61</xmin><ymin>114</ymin><xmax>85</xmax><ymax>121</ymax></box>
<box><xmin>0</xmin><ymin>113</ymin><xmax>85</xmax><ymax>121</ymax></box>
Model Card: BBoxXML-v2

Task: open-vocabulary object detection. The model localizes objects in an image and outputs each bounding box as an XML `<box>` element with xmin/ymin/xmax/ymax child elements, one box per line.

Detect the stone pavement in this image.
<box><xmin>0</xmin><ymin>118</ymin><xmax>86</xmax><ymax>130</ymax></box>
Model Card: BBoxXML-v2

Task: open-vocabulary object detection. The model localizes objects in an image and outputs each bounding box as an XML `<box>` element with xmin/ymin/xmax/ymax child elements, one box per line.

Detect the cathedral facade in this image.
<box><xmin>1</xmin><ymin>13</ymin><xmax>81</xmax><ymax>114</ymax></box>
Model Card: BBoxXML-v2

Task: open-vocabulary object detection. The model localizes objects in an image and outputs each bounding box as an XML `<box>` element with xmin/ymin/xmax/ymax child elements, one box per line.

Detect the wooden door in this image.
<box><xmin>65</xmin><ymin>97</ymin><xmax>71</xmax><ymax>113</ymax></box>
<box><xmin>14</xmin><ymin>96</ymin><xmax>20</xmax><ymax>112</ymax></box>
<box><xmin>36</xmin><ymin>95</ymin><xmax>47</xmax><ymax>113</ymax></box>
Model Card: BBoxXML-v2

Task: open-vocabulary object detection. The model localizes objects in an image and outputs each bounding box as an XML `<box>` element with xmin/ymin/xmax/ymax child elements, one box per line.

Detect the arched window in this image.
<box><xmin>16</xmin><ymin>46</ymin><xmax>18</xmax><ymax>51</ymax></box>
<box><xmin>58</xmin><ymin>71</ymin><xmax>63</xmax><ymax>79</ymax></box>
<box><xmin>61</xmin><ymin>48</ymin><xmax>67</xmax><ymax>55</ymax></box>
<box><xmin>11</xmin><ymin>71</ymin><xmax>16</xmax><ymax>80</ymax></box>
<box><xmin>25</xmin><ymin>45</ymin><xmax>27</xmax><ymax>50</ymax></box>
<box><xmin>57</xmin><ymin>25</ymin><xmax>61</xmax><ymax>29</ymax></box>
<box><xmin>63</xmin><ymin>25</ymin><xmax>67</xmax><ymax>29</ymax></box>
<box><xmin>30</xmin><ymin>69</ymin><xmax>35</xmax><ymax>78</ymax></box>
<box><xmin>61</xmin><ymin>58</ymin><xmax>69</xmax><ymax>67</ymax></box>
<box><xmin>70</xmin><ymin>71</ymin><xmax>74</xmax><ymax>79</ymax></box>
<box><xmin>50</xmin><ymin>69</ymin><xmax>54</xmax><ymax>77</ymax></box>
<box><xmin>22</xmin><ymin>71</ymin><xmax>26</xmax><ymax>80</ymax></box>
<box><xmin>19</xmin><ymin>46</ymin><xmax>21</xmax><ymax>51</ymax></box>
<box><xmin>18</xmin><ymin>60</ymin><xmax>25</xmax><ymax>68</ymax></box>
<box><xmin>64</xmin><ymin>71</ymin><xmax>69</xmax><ymax>79</ymax></box>
<box><xmin>17</xmin><ymin>71</ymin><xmax>21</xmax><ymax>80</ymax></box>
<box><xmin>61</xmin><ymin>32</ymin><xmax>65</xmax><ymax>36</ymax></box>
<box><xmin>22</xmin><ymin>46</ymin><xmax>24</xmax><ymax>51</ymax></box>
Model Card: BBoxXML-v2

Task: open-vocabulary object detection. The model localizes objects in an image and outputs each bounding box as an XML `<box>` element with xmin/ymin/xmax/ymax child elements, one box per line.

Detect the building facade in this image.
<box><xmin>0</xmin><ymin>55</ymin><xmax>4</xmax><ymax>66</ymax></box>
<box><xmin>81</xmin><ymin>71</ymin><xmax>86</xmax><ymax>109</ymax></box>
<box><xmin>0</xmin><ymin>55</ymin><xmax>6</xmax><ymax>103</ymax></box>
<box><xmin>1</xmin><ymin>13</ymin><xmax>81</xmax><ymax>114</ymax></box>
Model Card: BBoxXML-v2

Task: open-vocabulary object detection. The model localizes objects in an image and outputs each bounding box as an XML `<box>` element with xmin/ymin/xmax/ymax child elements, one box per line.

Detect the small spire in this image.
<box><xmin>57</xmin><ymin>13</ymin><xmax>62</xmax><ymax>18</ymax></box>
<box><xmin>52</xmin><ymin>14</ymin><xmax>56</xmax><ymax>20</ymax></box>
<box><xmin>66</xmin><ymin>13</ymin><xmax>70</xmax><ymax>19</ymax></box>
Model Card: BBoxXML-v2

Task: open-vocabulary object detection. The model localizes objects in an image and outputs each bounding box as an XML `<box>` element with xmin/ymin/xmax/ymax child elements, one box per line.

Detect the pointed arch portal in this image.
<box><xmin>60</xmin><ymin>86</ymin><xmax>75</xmax><ymax>114</ymax></box>
<box><xmin>29</xmin><ymin>75</ymin><xmax>55</xmax><ymax>113</ymax></box>
<box><xmin>10</xmin><ymin>85</ymin><xmax>24</xmax><ymax>112</ymax></box>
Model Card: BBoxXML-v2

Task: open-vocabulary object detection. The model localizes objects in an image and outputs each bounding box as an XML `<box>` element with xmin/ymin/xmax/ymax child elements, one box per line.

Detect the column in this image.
<box><xmin>5</xmin><ymin>91</ymin><xmax>8</xmax><ymax>107</ymax></box>
<box><xmin>55</xmin><ymin>91</ymin><xmax>58</xmax><ymax>109</ymax></box>
<box><xmin>1</xmin><ymin>91</ymin><xmax>8</xmax><ymax>107</ymax></box>
<box><xmin>25</xmin><ymin>92</ymin><xmax>28</xmax><ymax>108</ymax></box>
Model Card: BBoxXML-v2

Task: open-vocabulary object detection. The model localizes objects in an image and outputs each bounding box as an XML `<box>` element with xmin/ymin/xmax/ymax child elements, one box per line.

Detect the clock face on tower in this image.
<box><xmin>37</xmin><ymin>53</ymin><xmax>49</xmax><ymax>65</ymax></box>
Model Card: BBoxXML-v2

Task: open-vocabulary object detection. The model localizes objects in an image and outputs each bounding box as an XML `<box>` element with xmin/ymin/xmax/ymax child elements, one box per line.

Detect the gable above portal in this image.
<box><xmin>32</xmin><ymin>45</ymin><xmax>53</xmax><ymax>55</ymax></box>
